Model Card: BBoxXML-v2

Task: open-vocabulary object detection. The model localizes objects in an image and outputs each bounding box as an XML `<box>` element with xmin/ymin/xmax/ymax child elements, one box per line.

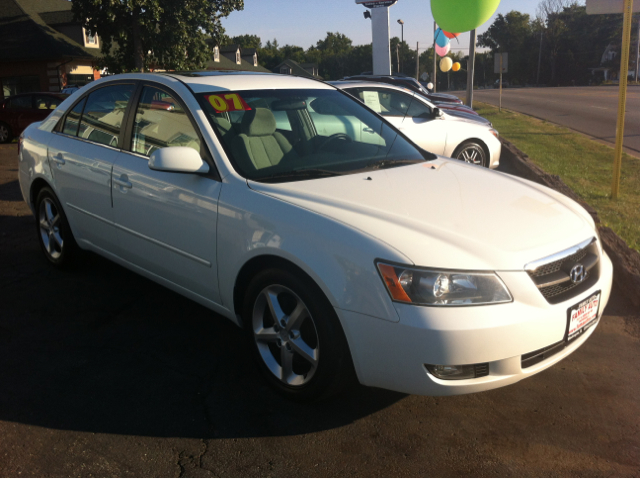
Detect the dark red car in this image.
<box><xmin>0</xmin><ymin>92</ymin><xmax>68</xmax><ymax>143</ymax></box>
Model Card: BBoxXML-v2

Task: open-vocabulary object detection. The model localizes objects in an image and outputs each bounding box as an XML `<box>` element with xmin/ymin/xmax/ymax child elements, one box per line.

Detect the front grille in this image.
<box><xmin>525</xmin><ymin>238</ymin><xmax>600</xmax><ymax>304</ymax></box>
<box><xmin>528</xmin><ymin>249</ymin><xmax>587</xmax><ymax>278</ymax></box>
<box><xmin>539</xmin><ymin>272</ymin><xmax>588</xmax><ymax>298</ymax></box>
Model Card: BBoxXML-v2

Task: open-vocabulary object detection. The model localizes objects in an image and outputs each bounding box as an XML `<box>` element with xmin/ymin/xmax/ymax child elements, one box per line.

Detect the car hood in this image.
<box><xmin>248</xmin><ymin>159</ymin><xmax>596</xmax><ymax>271</ymax></box>
<box><xmin>441</xmin><ymin>110</ymin><xmax>491</xmax><ymax>125</ymax></box>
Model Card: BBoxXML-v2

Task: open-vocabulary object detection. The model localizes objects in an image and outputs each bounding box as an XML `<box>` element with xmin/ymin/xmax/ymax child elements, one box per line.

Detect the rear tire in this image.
<box><xmin>0</xmin><ymin>122</ymin><xmax>11</xmax><ymax>144</ymax></box>
<box><xmin>243</xmin><ymin>268</ymin><xmax>354</xmax><ymax>402</ymax></box>
<box><xmin>35</xmin><ymin>187</ymin><xmax>78</xmax><ymax>268</ymax></box>
<box><xmin>453</xmin><ymin>141</ymin><xmax>488</xmax><ymax>168</ymax></box>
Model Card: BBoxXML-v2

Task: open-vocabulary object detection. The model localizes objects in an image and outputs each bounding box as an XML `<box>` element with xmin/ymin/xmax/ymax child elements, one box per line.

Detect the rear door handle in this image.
<box><xmin>363</xmin><ymin>128</ymin><xmax>375</xmax><ymax>134</ymax></box>
<box><xmin>50</xmin><ymin>153</ymin><xmax>65</xmax><ymax>166</ymax></box>
<box><xmin>113</xmin><ymin>176</ymin><xmax>132</xmax><ymax>189</ymax></box>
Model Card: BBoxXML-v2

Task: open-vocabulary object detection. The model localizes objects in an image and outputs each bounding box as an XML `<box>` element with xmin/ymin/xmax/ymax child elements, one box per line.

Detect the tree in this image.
<box><xmin>537</xmin><ymin>0</ymin><xmax>572</xmax><ymax>83</ymax></box>
<box><xmin>73</xmin><ymin>0</ymin><xmax>244</xmax><ymax>73</ymax></box>
<box><xmin>478</xmin><ymin>11</ymin><xmax>539</xmax><ymax>85</ymax></box>
<box><xmin>231</xmin><ymin>34</ymin><xmax>261</xmax><ymax>49</ymax></box>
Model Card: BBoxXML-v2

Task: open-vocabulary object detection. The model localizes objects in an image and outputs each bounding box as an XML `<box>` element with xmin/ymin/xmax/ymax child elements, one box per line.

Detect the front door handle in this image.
<box><xmin>50</xmin><ymin>153</ymin><xmax>65</xmax><ymax>166</ymax></box>
<box><xmin>113</xmin><ymin>176</ymin><xmax>132</xmax><ymax>189</ymax></box>
<box><xmin>363</xmin><ymin>128</ymin><xmax>375</xmax><ymax>134</ymax></box>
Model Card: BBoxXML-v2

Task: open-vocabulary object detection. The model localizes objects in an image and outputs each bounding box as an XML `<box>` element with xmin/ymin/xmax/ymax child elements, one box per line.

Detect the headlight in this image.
<box><xmin>376</xmin><ymin>262</ymin><xmax>512</xmax><ymax>306</ymax></box>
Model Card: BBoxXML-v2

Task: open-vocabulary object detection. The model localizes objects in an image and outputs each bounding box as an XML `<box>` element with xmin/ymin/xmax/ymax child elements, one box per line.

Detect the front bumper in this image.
<box><xmin>488</xmin><ymin>134</ymin><xmax>502</xmax><ymax>169</ymax></box>
<box><xmin>337</xmin><ymin>250</ymin><xmax>613</xmax><ymax>396</ymax></box>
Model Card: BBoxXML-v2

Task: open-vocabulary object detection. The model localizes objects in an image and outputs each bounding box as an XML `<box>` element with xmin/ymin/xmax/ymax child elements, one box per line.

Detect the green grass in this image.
<box><xmin>475</xmin><ymin>103</ymin><xmax>640</xmax><ymax>253</ymax></box>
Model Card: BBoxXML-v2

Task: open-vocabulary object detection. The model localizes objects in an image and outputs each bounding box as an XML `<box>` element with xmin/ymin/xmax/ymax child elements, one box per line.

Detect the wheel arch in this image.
<box><xmin>233</xmin><ymin>253</ymin><xmax>334</xmax><ymax>327</ymax></box>
<box><xmin>454</xmin><ymin>137</ymin><xmax>489</xmax><ymax>156</ymax></box>
<box><xmin>30</xmin><ymin>177</ymin><xmax>53</xmax><ymax>209</ymax></box>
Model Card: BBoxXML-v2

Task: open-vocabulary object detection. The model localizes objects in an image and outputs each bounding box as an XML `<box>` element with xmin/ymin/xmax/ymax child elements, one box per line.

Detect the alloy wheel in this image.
<box><xmin>457</xmin><ymin>144</ymin><xmax>486</xmax><ymax>166</ymax></box>
<box><xmin>252</xmin><ymin>284</ymin><xmax>319</xmax><ymax>386</ymax></box>
<box><xmin>0</xmin><ymin>125</ymin><xmax>9</xmax><ymax>143</ymax></box>
<box><xmin>39</xmin><ymin>197</ymin><xmax>64</xmax><ymax>260</ymax></box>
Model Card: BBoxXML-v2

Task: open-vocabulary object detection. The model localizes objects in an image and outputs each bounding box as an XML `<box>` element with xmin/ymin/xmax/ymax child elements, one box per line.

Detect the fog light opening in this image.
<box><xmin>425</xmin><ymin>363</ymin><xmax>489</xmax><ymax>380</ymax></box>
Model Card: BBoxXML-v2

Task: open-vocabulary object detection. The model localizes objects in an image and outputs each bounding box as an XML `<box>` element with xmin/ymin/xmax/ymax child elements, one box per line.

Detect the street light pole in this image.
<box><xmin>433</xmin><ymin>21</ymin><xmax>437</xmax><ymax>92</ymax></box>
<box><xmin>466</xmin><ymin>29</ymin><xmax>476</xmax><ymax>108</ymax></box>
<box><xmin>397</xmin><ymin>19</ymin><xmax>404</xmax><ymax>74</ymax></box>
<box><xmin>635</xmin><ymin>16</ymin><xmax>640</xmax><ymax>81</ymax></box>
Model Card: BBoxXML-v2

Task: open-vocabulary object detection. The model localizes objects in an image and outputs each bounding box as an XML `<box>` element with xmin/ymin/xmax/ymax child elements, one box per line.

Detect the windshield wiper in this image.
<box><xmin>366</xmin><ymin>159</ymin><xmax>426</xmax><ymax>171</ymax></box>
<box><xmin>256</xmin><ymin>168</ymin><xmax>343</xmax><ymax>183</ymax></box>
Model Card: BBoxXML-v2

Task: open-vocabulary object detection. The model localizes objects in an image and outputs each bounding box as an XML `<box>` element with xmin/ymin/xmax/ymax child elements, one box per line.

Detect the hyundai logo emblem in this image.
<box><xmin>570</xmin><ymin>264</ymin><xmax>586</xmax><ymax>284</ymax></box>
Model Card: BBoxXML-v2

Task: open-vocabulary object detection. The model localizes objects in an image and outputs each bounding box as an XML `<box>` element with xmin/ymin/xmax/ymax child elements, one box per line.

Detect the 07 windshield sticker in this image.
<box><xmin>205</xmin><ymin>93</ymin><xmax>252</xmax><ymax>113</ymax></box>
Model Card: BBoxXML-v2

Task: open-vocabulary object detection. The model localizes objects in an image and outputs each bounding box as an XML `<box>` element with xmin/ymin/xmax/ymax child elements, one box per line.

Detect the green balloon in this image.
<box><xmin>431</xmin><ymin>0</ymin><xmax>501</xmax><ymax>33</ymax></box>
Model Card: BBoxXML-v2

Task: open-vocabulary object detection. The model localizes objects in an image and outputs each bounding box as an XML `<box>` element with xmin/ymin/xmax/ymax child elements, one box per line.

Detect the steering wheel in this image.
<box><xmin>318</xmin><ymin>133</ymin><xmax>353</xmax><ymax>151</ymax></box>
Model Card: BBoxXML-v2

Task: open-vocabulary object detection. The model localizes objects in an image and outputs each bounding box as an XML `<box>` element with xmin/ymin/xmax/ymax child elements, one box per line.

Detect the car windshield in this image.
<box><xmin>198</xmin><ymin>88</ymin><xmax>434</xmax><ymax>183</ymax></box>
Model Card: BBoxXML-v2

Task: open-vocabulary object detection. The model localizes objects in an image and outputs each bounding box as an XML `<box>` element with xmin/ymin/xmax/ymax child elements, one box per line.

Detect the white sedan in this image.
<box><xmin>19</xmin><ymin>72</ymin><xmax>611</xmax><ymax>402</ymax></box>
<box><xmin>331</xmin><ymin>80</ymin><xmax>501</xmax><ymax>168</ymax></box>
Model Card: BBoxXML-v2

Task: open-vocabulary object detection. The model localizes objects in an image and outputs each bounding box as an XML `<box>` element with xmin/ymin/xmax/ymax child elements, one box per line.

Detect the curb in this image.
<box><xmin>500</xmin><ymin>138</ymin><xmax>640</xmax><ymax>308</ymax></box>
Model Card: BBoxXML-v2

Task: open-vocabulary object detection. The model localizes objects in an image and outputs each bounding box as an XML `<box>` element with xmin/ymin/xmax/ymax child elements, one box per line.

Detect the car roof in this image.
<box><xmin>83</xmin><ymin>72</ymin><xmax>336</xmax><ymax>96</ymax></box>
<box><xmin>163</xmin><ymin>71</ymin><xmax>334</xmax><ymax>93</ymax></box>
<box><xmin>329</xmin><ymin>80</ymin><xmax>417</xmax><ymax>96</ymax></box>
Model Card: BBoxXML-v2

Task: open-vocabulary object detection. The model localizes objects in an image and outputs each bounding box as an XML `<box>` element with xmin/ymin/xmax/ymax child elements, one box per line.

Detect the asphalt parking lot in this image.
<box><xmin>1</xmin><ymin>142</ymin><xmax>639</xmax><ymax>477</ymax></box>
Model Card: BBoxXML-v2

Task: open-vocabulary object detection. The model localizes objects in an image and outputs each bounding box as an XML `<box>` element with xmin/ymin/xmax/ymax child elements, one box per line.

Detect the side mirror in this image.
<box><xmin>149</xmin><ymin>146</ymin><xmax>209</xmax><ymax>174</ymax></box>
<box><xmin>432</xmin><ymin>107</ymin><xmax>442</xmax><ymax>118</ymax></box>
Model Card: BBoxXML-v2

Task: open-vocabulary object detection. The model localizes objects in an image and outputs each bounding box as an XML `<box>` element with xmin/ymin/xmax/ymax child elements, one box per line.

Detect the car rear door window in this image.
<box><xmin>34</xmin><ymin>95</ymin><xmax>63</xmax><ymax>110</ymax></box>
<box><xmin>7</xmin><ymin>96</ymin><xmax>32</xmax><ymax>109</ymax></box>
<box><xmin>62</xmin><ymin>97</ymin><xmax>86</xmax><ymax>137</ymax></box>
<box><xmin>78</xmin><ymin>84</ymin><xmax>135</xmax><ymax>147</ymax></box>
<box><xmin>131</xmin><ymin>86</ymin><xmax>201</xmax><ymax>156</ymax></box>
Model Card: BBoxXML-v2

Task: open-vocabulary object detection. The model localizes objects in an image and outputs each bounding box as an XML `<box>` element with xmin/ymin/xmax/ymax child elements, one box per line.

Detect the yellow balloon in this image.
<box><xmin>440</xmin><ymin>57</ymin><xmax>453</xmax><ymax>72</ymax></box>
<box><xmin>452</xmin><ymin>62</ymin><xmax>461</xmax><ymax>72</ymax></box>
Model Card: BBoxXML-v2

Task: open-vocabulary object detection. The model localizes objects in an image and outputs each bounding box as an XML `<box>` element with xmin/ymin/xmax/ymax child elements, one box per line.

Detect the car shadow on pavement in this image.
<box><xmin>0</xmin><ymin>179</ymin><xmax>23</xmax><ymax>202</ymax></box>
<box><xmin>0</xmin><ymin>215</ymin><xmax>406</xmax><ymax>440</ymax></box>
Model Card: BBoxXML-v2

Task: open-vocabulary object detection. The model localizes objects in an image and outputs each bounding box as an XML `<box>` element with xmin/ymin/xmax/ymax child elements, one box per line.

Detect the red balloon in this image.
<box><xmin>443</xmin><ymin>31</ymin><xmax>459</xmax><ymax>39</ymax></box>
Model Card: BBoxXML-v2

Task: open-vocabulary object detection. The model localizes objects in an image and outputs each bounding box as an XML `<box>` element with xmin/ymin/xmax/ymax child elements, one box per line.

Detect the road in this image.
<box><xmin>463</xmin><ymin>86</ymin><xmax>640</xmax><ymax>158</ymax></box>
<box><xmin>0</xmin><ymin>143</ymin><xmax>639</xmax><ymax>476</ymax></box>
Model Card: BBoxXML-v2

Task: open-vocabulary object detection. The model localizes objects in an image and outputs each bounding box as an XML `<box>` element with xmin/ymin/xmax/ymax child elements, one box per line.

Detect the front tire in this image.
<box><xmin>35</xmin><ymin>187</ymin><xmax>78</xmax><ymax>267</ymax></box>
<box><xmin>243</xmin><ymin>268</ymin><xmax>354</xmax><ymax>402</ymax></box>
<box><xmin>453</xmin><ymin>141</ymin><xmax>488</xmax><ymax>168</ymax></box>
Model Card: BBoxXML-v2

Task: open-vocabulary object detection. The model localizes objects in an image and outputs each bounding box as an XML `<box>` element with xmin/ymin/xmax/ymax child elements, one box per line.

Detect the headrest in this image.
<box><xmin>241</xmin><ymin>108</ymin><xmax>276</xmax><ymax>136</ymax></box>
<box><xmin>310</xmin><ymin>98</ymin><xmax>349</xmax><ymax>116</ymax></box>
<box><xmin>390</xmin><ymin>97</ymin><xmax>409</xmax><ymax>111</ymax></box>
<box><xmin>212</xmin><ymin>116</ymin><xmax>232</xmax><ymax>132</ymax></box>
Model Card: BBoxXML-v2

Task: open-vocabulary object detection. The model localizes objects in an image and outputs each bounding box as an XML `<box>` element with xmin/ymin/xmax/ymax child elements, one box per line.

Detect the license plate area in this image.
<box><xmin>566</xmin><ymin>291</ymin><xmax>601</xmax><ymax>343</ymax></box>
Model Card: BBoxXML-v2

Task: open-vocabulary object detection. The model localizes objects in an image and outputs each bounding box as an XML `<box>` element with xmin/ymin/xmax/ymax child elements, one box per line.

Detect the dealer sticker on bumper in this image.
<box><xmin>566</xmin><ymin>291</ymin><xmax>601</xmax><ymax>342</ymax></box>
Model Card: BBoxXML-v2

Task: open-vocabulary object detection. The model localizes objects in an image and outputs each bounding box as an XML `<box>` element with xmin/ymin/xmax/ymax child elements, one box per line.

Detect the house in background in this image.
<box><xmin>274</xmin><ymin>59</ymin><xmax>321</xmax><ymax>80</ymax></box>
<box><xmin>205</xmin><ymin>42</ymin><xmax>270</xmax><ymax>73</ymax></box>
<box><xmin>0</xmin><ymin>0</ymin><xmax>101</xmax><ymax>99</ymax></box>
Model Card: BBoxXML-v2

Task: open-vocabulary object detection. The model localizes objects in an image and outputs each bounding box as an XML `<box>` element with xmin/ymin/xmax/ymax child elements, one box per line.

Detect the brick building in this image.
<box><xmin>0</xmin><ymin>0</ymin><xmax>101</xmax><ymax>99</ymax></box>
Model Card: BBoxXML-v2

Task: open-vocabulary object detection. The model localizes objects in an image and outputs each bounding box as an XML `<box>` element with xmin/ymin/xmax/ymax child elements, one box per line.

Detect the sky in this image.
<box><xmin>221</xmin><ymin>0</ymin><xmax>585</xmax><ymax>55</ymax></box>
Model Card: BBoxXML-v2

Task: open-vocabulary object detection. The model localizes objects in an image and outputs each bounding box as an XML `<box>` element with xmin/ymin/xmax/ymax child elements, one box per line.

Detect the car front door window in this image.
<box><xmin>131</xmin><ymin>86</ymin><xmax>201</xmax><ymax>156</ymax></box>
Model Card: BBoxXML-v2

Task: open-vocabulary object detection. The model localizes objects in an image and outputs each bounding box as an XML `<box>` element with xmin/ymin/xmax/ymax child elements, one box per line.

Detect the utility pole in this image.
<box><xmin>466</xmin><ymin>29</ymin><xmax>476</xmax><ymax>108</ymax></box>
<box><xmin>416</xmin><ymin>42</ymin><xmax>420</xmax><ymax>80</ymax></box>
<box><xmin>612</xmin><ymin>0</ymin><xmax>635</xmax><ymax>199</ymax></box>
<box><xmin>397</xmin><ymin>19</ymin><xmax>404</xmax><ymax>74</ymax></box>
<box><xmin>432</xmin><ymin>21</ymin><xmax>437</xmax><ymax>92</ymax></box>
<box><xmin>635</xmin><ymin>16</ymin><xmax>640</xmax><ymax>81</ymax></box>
